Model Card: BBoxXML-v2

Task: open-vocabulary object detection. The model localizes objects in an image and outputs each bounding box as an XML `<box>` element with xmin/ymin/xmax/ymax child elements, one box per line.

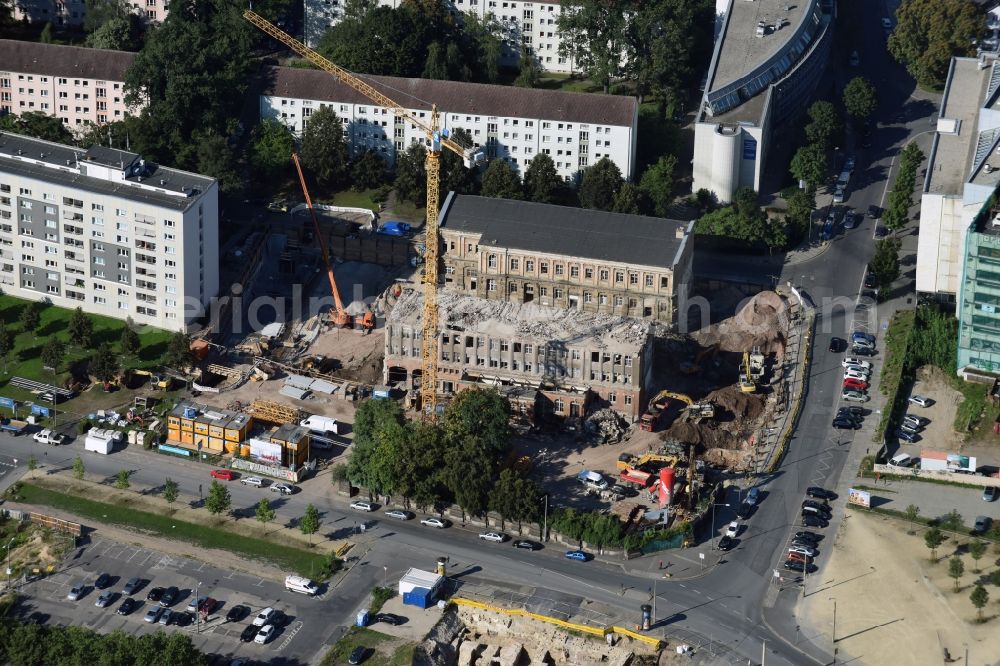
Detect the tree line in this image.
<box><xmin>343</xmin><ymin>389</ymin><xmax>541</xmax><ymax>528</ymax></box>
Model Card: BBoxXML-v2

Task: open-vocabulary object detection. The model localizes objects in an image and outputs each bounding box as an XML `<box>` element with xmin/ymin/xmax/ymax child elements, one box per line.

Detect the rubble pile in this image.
<box><xmin>661</xmin><ymin>385</ymin><xmax>764</xmax><ymax>452</ymax></box>
<box><xmin>692</xmin><ymin>290</ymin><xmax>790</xmax><ymax>360</ymax></box>
<box><xmin>583</xmin><ymin>409</ymin><xmax>629</xmax><ymax>443</ymax></box>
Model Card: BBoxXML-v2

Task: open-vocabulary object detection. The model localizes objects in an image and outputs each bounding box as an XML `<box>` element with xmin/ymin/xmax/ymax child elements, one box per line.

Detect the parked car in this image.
<box><xmin>253</xmin><ymin>607</ymin><xmax>277</xmax><ymax>627</ymax></box>
<box><xmin>174</xmin><ymin>611</ymin><xmax>193</xmax><ymax>627</ymax></box>
<box><xmin>902</xmin><ymin>414</ymin><xmax>930</xmax><ymax>428</ymax></box>
<box><xmin>744</xmin><ymin>487</ymin><xmax>761</xmax><ymax>506</ymax></box>
<box><xmin>844</xmin><ymin>363</ymin><xmax>871</xmax><ymax>376</ymax></box>
<box><xmin>240</xmin><ymin>476</ymin><xmax>264</xmax><ymax>487</ymax></box>
<box><xmin>144</xmin><ymin>606</ymin><xmax>164</xmax><ymax>623</ymax></box>
<box><xmin>114</xmin><ymin>597</ymin><xmax>135</xmax><ymax>616</ymax></box>
<box><xmin>725</xmin><ymin>521</ymin><xmax>739</xmax><ymax>538</ymax></box>
<box><xmin>210</xmin><ymin>469</ymin><xmax>234</xmax><ymax>481</ymax></box>
<box><xmin>783</xmin><ymin>559</ymin><xmax>817</xmax><ymax>573</ymax></box>
<box><xmin>146</xmin><ymin>587</ymin><xmax>165</xmax><ymax>602</ymax></box>
<box><xmin>67</xmin><ymin>585</ymin><xmax>84</xmax><ymax>601</ymax></box>
<box><xmin>844</xmin><ymin>368</ymin><xmax>870</xmax><ymax>381</ymax></box>
<box><xmin>349</xmin><ymin>646</ymin><xmax>367</xmax><ymax>665</ymax></box>
<box><xmin>838</xmin><ymin>406</ymin><xmax>865</xmax><ymax>418</ymax></box>
<box><xmin>375</xmin><ymin>613</ymin><xmax>403</xmax><ymax>626</ymax></box>
<box><xmin>974</xmin><ymin>516</ymin><xmax>992</xmax><ymax>533</ymax></box>
<box><xmin>512</xmin><ymin>540</ymin><xmax>542</xmax><ymax>551</ymax></box>
<box><xmin>842</xmin><ymin>358</ymin><xmax>872</xmax><ymax>370</ymax></box>
<box><xmin>789</xmin><ymin>544</ymin><xmax>818</xmax><ymax>557</ymax></box>
<box><xmin>254</xmin><ymin>624</ymin><xmax>277</xmax><ymax>644</ymax></box>
<box><xmin>222</xmin><ymin>605</ymin><xmax>246</xmax><ymax>622</ymax></box>
<box><xmin>564</xmin><ymin>550</ymin><xmax>589</xmax><ymax>562</ymax></box>
<box><xmin>842</xmin><ymin>390</ymin><xmax>870</xmax><ymax>402</ymax></box>
<box><xmin>420</xmin><ymin>517</ymin><xmax>449</xmax><ymax>529</ymax></box>
<box><xmin>908</xmin><ymin>395</ymin><xmax>932</xmax><ymax>408</ymax></box>
<box><xmin>479</xmin><ymin>532</ymin><xmax>506</xmax><ymax>543</ymax></box>
<box><xmin>717</xmin><ymin>535</ymin><xmax>736</xmax><ymax>551</ymax></box>
<box><xmin>984</xmin><ymin>486</ymin><xmax>999</xmax><ymax>502</ymax></box>
<box><xmin>240</xmin><ymin>624</ymin><xmax>258</xmax><ymax>642</ymax></box>
<box><xmin>94</xmin><ymin>573</ymin><xmax>111</xmax><ymax>589</ymax></box>
<box><xmin>843</xmin><ymin>210</ymin><xmax>859</xmax><ymax>229</ymax></box>
<box><xmin>843</xmin><ymin>378</ymin><xmax>869</xmax><ymax>390</ymax></box>
<box><xmin>158</xmin><ymin>609</ymin><xmax>174</xmax><ymax>626</ymax></box>
<box><xmin>32</xmin><ymin>429</ymin><xmax>65</xmax><ymax>445</ymax></box>
<box><xmin>384</xmin><ymin>509</ymin><xmax>414</xmax><ymax>521</ymax></box>
<box><xmin>898</xmin><ymin>421</ymin><xmax>922</xmax><ymax>434</ymax></box>
<box><xmin>159</xmin><ymin>586</ymin><xmax>179</xmax><ymax>607</ymax></box>
<box><xmin>122</xmin><ymin>577</ymin><xmax>142</xmax><ymax>595</ymax></box>
<box><xmin>802</xmin><ymin>500</ymin><xmax>831</xmax><ymax>515</ymax></box>
<box><xmin>197</xmin><ymin>598</ymin><xmax>217</xmax><ymax>616</ymax></box>
<box><xmin>832</xmin><ymin>417</ymin><xmax>861</xmax><ymax>430</ymax></box>
<box><xmin>851</xmin><ymin>346</ymin><xmax>877</xmax><ymax>357</ymax></box>
<box><xmin>806</xmin><ymin>487</ymin><xmax>836</xmax><ymax>500</ymax></box>
<box><xmin>829</xmin><ymin>337</ymin><xmax>846</xmax><ymax>353</ymax></box>
<box><xmin>350</xmin><ymin>501</ymin><xmax>375</xmax><ymax>512</ymax></box>
<box><xmin>270</xmin><ymin>483</ymin><xmax>295</xmax><ymax>495</ymax></box>
<box><xmin>895</xmin><ymin>429</ymin><xmax>920</xmax><ymax>443</ymax></box>
<box><xmin>802</xmin><ymin>515</ymin><xmax>828</xmax><ymax>528</ymax></box>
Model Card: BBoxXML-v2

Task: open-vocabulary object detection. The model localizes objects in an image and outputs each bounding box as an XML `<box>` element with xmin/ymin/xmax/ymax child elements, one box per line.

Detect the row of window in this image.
<box><xmin>483</xmin><ymin>254</ymin><xmax>665</xmax><ymax>288</ymax></box>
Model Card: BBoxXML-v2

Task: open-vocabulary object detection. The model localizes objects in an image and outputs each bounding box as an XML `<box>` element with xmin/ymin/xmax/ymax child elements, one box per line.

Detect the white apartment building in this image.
<box><xmin>0</xmin><ymin>40</ymin><xmax>138</xmax><ymax>131</ymax></box>
<box><xmin>304</xmin><ymin>0</ymin><xmax>576</xmax><ymax>73</ymax></box>
<box><xmin>0</xmin><ymin>132</ymin><xmax>219</xmax><ymax>333</ymax></box>
<box><xmin>14</xmin><ymin>0</ymin><xmax>169</xmax><ymax>25</ymax></box>
<box><xmin>260</xmin><ymin>66</ymin><xmax>637</xmax><ymax>182</ymax></box>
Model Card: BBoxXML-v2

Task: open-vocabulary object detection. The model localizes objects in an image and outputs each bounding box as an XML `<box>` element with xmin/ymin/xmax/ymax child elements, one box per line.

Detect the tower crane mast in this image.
<box><xmin>243</xmin><ymin>10</ymin><xmax>482</xmax><ymax>417</ymax></box>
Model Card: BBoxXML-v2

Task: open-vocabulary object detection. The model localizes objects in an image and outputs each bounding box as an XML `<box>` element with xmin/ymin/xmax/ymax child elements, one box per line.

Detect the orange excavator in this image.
<box><xmin>291</xmin><ymin>153</ymin><xmax>374</xmax><ymax>333</ymax></box>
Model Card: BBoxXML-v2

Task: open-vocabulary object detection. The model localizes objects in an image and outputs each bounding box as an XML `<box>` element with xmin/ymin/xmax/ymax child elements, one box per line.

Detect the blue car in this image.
<box><xmin>820</xmin><ymin>220</ymin><xmax>834</xmax><ymax>241</ymax></box>
<box><xmin>852</xmin><ymin>331</ymin><xmax>875</xmax><ymax>344</ymax></box>
<box><xmin>564</xmin><ymin>550</ymin><xmax>589</xmax><ymax>562</ymax></box>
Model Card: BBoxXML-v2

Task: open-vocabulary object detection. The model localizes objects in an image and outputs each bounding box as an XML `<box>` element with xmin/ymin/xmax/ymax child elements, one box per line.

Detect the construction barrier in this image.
<box><xmin>768</xmin><ymin>308</ymin><xmax>815</xmax><ymax>473</ymax></box>
<box><xmin>450</xmin><ymin>597</ymin><xmax>663</xmax><ymax>650</ymax></box>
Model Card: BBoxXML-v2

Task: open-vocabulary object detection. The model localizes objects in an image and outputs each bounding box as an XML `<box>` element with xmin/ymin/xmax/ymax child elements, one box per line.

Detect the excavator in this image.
<box><xmin>739</xmin><ymin>351</ymin><xmax>757</xmax><ymax>393</ymax></box>
<box><xmin>639</xmin><ymin>390</ymin><xmax>714</xmax><ymax>431</ymax></box>
<box><xmin>291</xmin><ymin>153</ymin><xmax>374</xmax><ymax>334</ymax></box>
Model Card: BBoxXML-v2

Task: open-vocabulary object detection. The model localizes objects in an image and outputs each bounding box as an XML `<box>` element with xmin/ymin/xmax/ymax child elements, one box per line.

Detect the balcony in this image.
<box><xmin>135</xmin><ymin>279</ymin><xmax>157</xmax><ymax>291</ymax></box>
<box><xmin>61</xmin><ymin>211</ymin><xmax>83</xmax><ymax>221</ymax></box>
<box><xmin>134</xmin><ymin>253</ymin><xmax>156</xmax><ymax>265</ymax></box>
<box><xmin>135</xmin><ymin>239</ymin><xmax>157</xmax><ymax>252</ymax></box>
<box><xmin>63</xmin><ymin>224</ymin><xmax>83</xmax><ymax>235</ymax></box>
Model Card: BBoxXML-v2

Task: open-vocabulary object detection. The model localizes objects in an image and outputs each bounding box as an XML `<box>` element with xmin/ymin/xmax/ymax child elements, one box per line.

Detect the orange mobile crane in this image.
<box><xmin>244</xmin><ymin>10</ymin><xmax>482</xmax><ymax>415</ymax></box>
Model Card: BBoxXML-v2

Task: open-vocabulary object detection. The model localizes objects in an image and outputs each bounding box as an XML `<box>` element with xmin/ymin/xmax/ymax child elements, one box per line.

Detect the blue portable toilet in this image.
<box><xmin>356</xmin><ymin>609</ymin><xmax>369</xmax><ymax>627</ymax></box>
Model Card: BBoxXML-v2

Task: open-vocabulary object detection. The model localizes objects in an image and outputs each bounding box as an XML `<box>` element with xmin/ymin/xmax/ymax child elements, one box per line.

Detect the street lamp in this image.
<box><xmin>382</xmin><ymin>566</ymin><xmax>387</xmax><ymax>589</ymax></box>
<box><xmin>5</xmin><ymin>537</ymin><xmax>16</xmax><ymax>588</ymax></box>
<box><xmin>540</xmin><ymin>493</ymin><xmax>549</xmax><ymax>542</ymax></box>
<box><xmin>196</xmin><ymin>580</ymin><xmax>201</xmax><ymax>634</ymax></box>
<box><xmin>711</xmin><ymin>503</ymin><xmax>730</xmax><ymax>550</ymax></box>
<box><xmin>829</xmin><ymin>597</ymin><xmax>838</xmax><ymax>665</ymax></box>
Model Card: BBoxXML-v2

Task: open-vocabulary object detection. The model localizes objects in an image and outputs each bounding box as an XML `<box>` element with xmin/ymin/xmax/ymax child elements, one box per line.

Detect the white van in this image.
<box><xmin>888</xmin><ymin>453</ymin><xmax>914</xmax><ymax>468</ymax></box>
<box><xmin>300</xmin><ymin>415</ymin><xmax>339</xmax><ymax>436</ymax></box>
<box><xmin>285</xmin><ymin>575</ymin><xmax>319</xmax><ymax>596</ymax></box>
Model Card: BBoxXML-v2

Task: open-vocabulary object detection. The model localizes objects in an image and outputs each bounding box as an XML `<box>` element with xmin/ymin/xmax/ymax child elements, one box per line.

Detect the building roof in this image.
<box><xmin>0</xmin><ymin>131</ymin><xmax>214</xmax><ymax>211</ymax></box>
<box><xmin>0</xmin><ymin>39</ymin><xmax>135</xmax><ymax>81</ymax></box>
<box><xmin>440</xmin><ymin>194</ymin><xmax>691</xmax><ymax>270</ymax></box>
<box><xmin>261</xmin><ymin>66</ymin><xmax>637</xmax><ymax>128</ymax></box>
<box><xmin>389</xmin><ymin>289</ymin><xmax>651</xmax><ymax>351</ymax></box>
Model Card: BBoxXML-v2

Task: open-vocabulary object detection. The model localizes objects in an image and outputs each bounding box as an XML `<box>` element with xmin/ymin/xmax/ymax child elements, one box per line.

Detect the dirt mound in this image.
<box><xmin>704</xmin><ymin>386</ymin><xmax>765</xmax><ymax>423</ymax></box>
<box><xmin>661</xmin><ymin>386</ymin><xmax>764</xmax><ymax>452</ymax></box>
<box><xmin>693</xmin><ymin>290</ymin><xmax>790</xmax><ymax>361</ymax></box>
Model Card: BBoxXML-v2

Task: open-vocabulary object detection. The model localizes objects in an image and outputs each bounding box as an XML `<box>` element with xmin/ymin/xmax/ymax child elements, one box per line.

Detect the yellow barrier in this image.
<box><xmin>450</xmin><ymin>597</ymin><xmax>663</xmax><ymax>650</ymax></box>
<box><xmin>334</xmin><ymin>541</ymin><xmax>353</xmax><ymax>558</ymax></box>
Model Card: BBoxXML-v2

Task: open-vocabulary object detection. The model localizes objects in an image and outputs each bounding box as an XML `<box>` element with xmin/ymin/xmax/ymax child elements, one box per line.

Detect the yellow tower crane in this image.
<box><xmin>243</xmin><ymin>10</ymin><xmax>483</xmax><ymax>418</ymax></box>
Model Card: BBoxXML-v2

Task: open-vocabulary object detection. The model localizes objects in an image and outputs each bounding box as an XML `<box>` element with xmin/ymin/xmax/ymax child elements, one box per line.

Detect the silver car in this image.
<box><xmin>66</xmin><ymin>585</ymin><xmax>84</xmax><ymax>601</ymax></box>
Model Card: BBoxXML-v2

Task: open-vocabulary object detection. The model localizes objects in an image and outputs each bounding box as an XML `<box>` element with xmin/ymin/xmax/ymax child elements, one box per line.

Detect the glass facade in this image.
<box><xmin>957</xmin><ymin>195</ymin><xmax>1000</xmax><ymax>373</ymax></box>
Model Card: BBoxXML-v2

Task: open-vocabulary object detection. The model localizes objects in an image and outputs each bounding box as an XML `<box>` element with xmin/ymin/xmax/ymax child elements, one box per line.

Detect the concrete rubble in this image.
<box><xmin>583</xmin><ymin>408</ymin><xmax>629</xmax><ymax>443</ymax></box>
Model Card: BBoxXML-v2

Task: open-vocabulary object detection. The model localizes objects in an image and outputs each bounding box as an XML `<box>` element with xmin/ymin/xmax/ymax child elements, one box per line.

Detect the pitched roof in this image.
<box><xmin>440</xmin><ymin>194</ymin><xmax>691</xmax><ymax>270</ymax></box>
<box><xmin>0</xmin><ymin>40</ymin><xmax>136</xmax><ymax>81</ymax></box>
<box><xmin>261</xmin><ymin>66</ymin><xmax>637</xmax><ymax>128</ymax></box>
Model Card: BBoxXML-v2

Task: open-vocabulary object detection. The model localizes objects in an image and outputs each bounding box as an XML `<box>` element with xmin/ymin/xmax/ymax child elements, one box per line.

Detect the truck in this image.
<box><xmin>0</xmin><ymin>418</ymin><xmax>29</xmax><ymax>435</ymax></box>
<box><xmin>300</xmin><ymin>415</ymin><xmax>339</xmax><ymax>436</ymax></box>
<box><xmin>919</xmin><ymin>450</ymin><xmax>976</xmax><ymax>473</ymax></box>
<box><xmin>32</xmin><ymin>429</ymin><xmax>65</xmax><ymax>445</ymax></box>
<box><xmin>85</xmin><ymin>428</ymin><xmax>121</xmax><ymax>455</ymax></box>
<box><xmin>618</xmin><ymin>467</ymin><xmax>652</xmax><ymax>487</ymax></box>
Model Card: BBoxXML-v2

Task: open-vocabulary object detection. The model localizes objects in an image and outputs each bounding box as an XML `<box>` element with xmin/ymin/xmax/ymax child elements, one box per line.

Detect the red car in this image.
<box><xmin>210</xmin><ymin>469</ymin><xmax>234</xmax><ymax>481</ymax></box>
<box><xmin>197</xmin><ymin>597</ymin><xmax>217</xmax><ymax>617</ymax></box>
<box><xmin>842</xmin><ymin>378</ymin><xmax>868</xmax><ymax>390</ymax></box>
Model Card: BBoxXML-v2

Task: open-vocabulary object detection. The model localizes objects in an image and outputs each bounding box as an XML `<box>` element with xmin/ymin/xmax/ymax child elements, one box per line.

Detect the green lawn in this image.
<box><xmin>319</xmin><ymin>627</ymin><xmax>415</xmax><ymax>666</ymax></box>
<box><xmin>328</xmin><ymin>188</ymin><xmax>381</xmax><ymax>212</ymax></box>
<box><xmin>12</xmin><ymin>483</ymin><xmax>336</xmax><ymax>579</ymax></box>
<box><xmin>0</xmin><ymin>295</ymin><xmax>172</xmax><ymax>404</ymax></box>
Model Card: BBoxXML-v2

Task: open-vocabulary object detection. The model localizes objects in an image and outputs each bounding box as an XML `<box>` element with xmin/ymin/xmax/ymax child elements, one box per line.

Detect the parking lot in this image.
<box><xmin>13</xmin><ymin>534</ymin><xmax>325</xmax><ymax>664</ymax></box>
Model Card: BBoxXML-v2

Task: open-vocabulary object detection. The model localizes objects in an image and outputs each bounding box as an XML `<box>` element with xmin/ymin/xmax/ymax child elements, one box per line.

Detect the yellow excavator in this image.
<box><xmin>639</xmin><ymin>390</ymin><xmax>714</xmax><ymax>431</ymax></box>
<box><xmin>739</xmin><ymin>351</ymin><xmax>757</xmax><ymax>393</ymax></box>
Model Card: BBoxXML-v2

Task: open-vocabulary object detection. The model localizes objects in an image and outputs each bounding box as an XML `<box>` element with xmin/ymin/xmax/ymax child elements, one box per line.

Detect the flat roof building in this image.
<box><xmin>692</xmin><ymin>0</ymin><xmax>834</xmax><ymax>202</ymax></box>
<box><xmin>0</xmin><ymin>40</ymin><xmax>139</xmax><ymax>131</ymax></box>
<box><xmin>260</xmin><ymin>66</ymin><xmax>637</xmax><ymax>183</ymax></box>
<box><xmin>384</xmin><ymin>289</ymin><xmax>653</xmax><ymax>421</ymax></box>
<box><xmin>438</xmin><ymin>194</ymin><xmax>693</xmax><ymax>327</ymax></box>
<box><xmin>0</xmin><ymin>132</ymin><xmax>219</xmax><ymax>332</ymax></box>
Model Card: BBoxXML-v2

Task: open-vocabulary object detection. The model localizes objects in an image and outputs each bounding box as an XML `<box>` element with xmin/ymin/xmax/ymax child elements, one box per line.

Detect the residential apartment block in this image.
<box><xmin>304</xmin><ymin>0</ymin><xmax>576</xmax><ymax>73</ymax></box>
<box><xmin>384</xmin><ymin>289</ymin><xmax>653</xmax><ymax>421</ymax></box>
<box><xmin>260</xmin><ymin>66</ymin><xmax>637</xmax><ymax>183</ymax></box>
<box><xmin>0</xmin><ymin>40</ymin><xmax>138</xmax><ymax>131</ymax></box>
<box><xmin>438</xmin><ymin>194</ymin><xmax>694</xmax><ymax>327</ymax></box>
<box><xmin>0</xmin><ymin>132</ymin><xmax>219</xmax><ymax>333</ymax></box>
<box><xmin>14</xmin><ymin>0</ymin><xmax>169</xmax><ymax>25</ymax></box>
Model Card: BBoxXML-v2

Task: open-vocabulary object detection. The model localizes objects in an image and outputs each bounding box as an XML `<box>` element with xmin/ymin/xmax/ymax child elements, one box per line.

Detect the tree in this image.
<box><xmin>85</xmin><ymin>0</ymin><xmax>145</xmax><ymax>51</ymax></box>
<box><xmin>804</xmin><ymin>101</ymin><xmax>840</xmax><ymax>148</ymax></box>
<box><xmin>192</xmin><ymin>130</ymin><xmax>244</xmax><ymax>194</ymax></box>
<box><xmin>843</xmin><ymin>77</ymin><xmax>878</xmax><ymax>121</ymax></box>
<box><xmin>164</xmin><ymin>332</ymin><xmax>193</xmax><ymax>369</ymax></box>
<box><xmin>490</xmin><ymin>469</ymin><xmax>521</xmax><ymax>529</ymax></box>
<box><xmin>255</xmin><ymin>498</ymin><xmax>276</xmax><ymax>525</ymax></box>
<box><xmin>612</xmin><ymin>182</ymin><xmax>642</xmax><ymax>214</ymax></box>
<box><xmin>888</xmin><ymin>0</ymin><xmax>980</xmax><ymax>89</ymax></box>
<box><xmin>870</xmin><ymin>236</ymin><xmax>901</xmax><ymax>294</ymax></box>
<box><xmin>639</xmin><ymin>154</ymin><xmax>677</xmax><ymax>217</ymax></box>
<box><xmin>905</xmin><ymin>503</ymin><xmax>920</xmax><ymax>534</ymax></box>
<box><xmin>301</xmin><ymin>106</ymin><xmax>350</xmax><ymax>190</ymax></box>
<box><xmin>557</xmin><ymin>2</ymin><xmax>627</xmax><ymax>92</ymax></box>
<box><xmin>480</xmin><ymin>160</ymin><xmax>524</xmax><ymax>200</ymax></box>
<box><xmin>114</xmin><ymin>470</ymin><xmax>130</xmax><ymax>490</ymax></box>
<box><xmin>27</xmin><ymin>455</ymin><xmax>37</xmax><ymax>471</ymax></box>
<box><xmin>395</xmin><ymin>421</ymin><xmax>447</xmax><ymax>509</ymax></box>
<box><xmin>393</xmin><ymin>143</ymin><xmax>427</xmax><ymax>206</ymax></box>
<box><xmin>444</xmin><ymin>437</ymin><xmax>493</xmax><ymax>520</ymax></box>
<box><xmin>41</xmin><ymin>339</ymin><xmax>65</xmax><ymax>373</ymax></box>
<box><xmin>578</xmin><ymin>158</ymin><xmax>623</xmax><ymax>211</ymax></box>
<box><xmin>514</xmin><ymin>47</ymin><xmax>541</xmax><ymax>88</ymax></box>
<box><xmin>924</xmin><ymin>526</ymin><xmax>944</xmax><ymax>561</ymax></box>
<box><xmin>350</xmin><ymin>150</ymin><xmax>387</xmax><ymax>191</ymax></box>
<box><xmin>318</xmin><ymin>5</ymin><xmax>432</xmax><ymax>78</ymax></box>
<box><xmin>250</xmin><ymin>119</ymin><xmax>295</xmax><ymax>185</ymax></box>
<box><xmin>0</xmin><ymin>320</ymin><xmax>14</xmax><ymax>372</ymax></box>
<box><xmin>948</xmin><ymin>556</ymin><xmax>965</xmax><ymax>592</ymax></box>
<box><xmin>423</xmin><ymin>41</ymin><xmax>449</xmax><ymax>79</ymax></box>
<box><xmin>120</xmin><ymin>322</ymin><xmax>140</xmax><ymax>359</ymax></box>
<box><xmin>39</xmin><ymin>21</ymin><xmax>53</xmax><ymax>43</ymax></box>
<box><xmin>0</xmin><ymin>111</ymin><xmax>74</xmax><ymax>144</ymax></box>
<box><xmin>968</xmin><ymin>539</ymin><xmax>986</xmax><ymax>573</ymax></box>
<box><xmin>785</xmin><ymin>187</ymin><xmax>816</xmax><ymax>234</ymax></box>
<box><xmin>90</xmin><ymin>344</ymin><xmax>120</xmax><ymax>385</ymax></box>
<box><xmin>789</xmin><ymin>143</ymin><xmax>828</xmax><ymax>190</ymax></box>
<box><xmin>992</xmin><ymin>569</ymin><xmax>1000</xmax><ymax>587</ymax></box>
<box><xmin>970</xmin><ymin>584</ymin><xmax>989</xmax><ymax>621</ymax></box>
<box><xmin>441</xmin><ymin>388</ymin><xmax>511</xmax><ymax>458</ymax></box>
<box><xmin>523</xmin><ymin>153</ymin><xmax>562</xmax><ymax>204</ymax></box>
<box><xmin>204</xmin><ymin>479</ymin><xmax>232</xmax><ymax>515</ymax></box>
<box><xmin>72</xmin><ymin>456</ymin><xmax>85</xmax><ymax>480</ymax></box>
<box><xmin>19</xmin><ymin>302</ymin><xmax>40</xmax><ymax>334</ymax></box>
<box><xmin>439</xmin><ymin>128</ymin><xmax>479</xmax><ymax>197</ymax></box>
<box><xmin>163</xmin><ymin>478</ymin><xmax>178</xmax><ymax>503</ymax></box>
<box><xmin>67</xmin><ymin>307</ymin><xmax>94</xmax><ymax>348</ymax></box>
<box><xmin>299</xmin><ymin>503</ymin><xmax>321</xmax><ymax>543</ymax></box>
<box><xmin>347</xmin><ymin>398</ymin><xmax>407</xmax><ymax>497</ymax></box>
<box><xmin>940</xmin><ymin>509</ymin><xmax>964</xmax><ymax>532</ymax></box>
